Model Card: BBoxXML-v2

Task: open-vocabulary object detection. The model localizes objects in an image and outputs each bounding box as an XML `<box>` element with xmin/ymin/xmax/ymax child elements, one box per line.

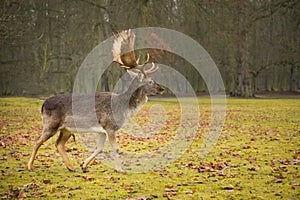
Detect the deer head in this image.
<box><xmin>112</xmin><ymin>29</ymin><xmax>164</xmax><ymax>95</ymax></box>
<box><xmin>127</xmin><ymin>63</ymin><xmax>164</xmax><ymax>95</ymax></box>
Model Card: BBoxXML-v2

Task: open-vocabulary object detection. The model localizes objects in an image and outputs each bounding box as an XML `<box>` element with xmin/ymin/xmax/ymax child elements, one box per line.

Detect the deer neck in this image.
<box><xmin>129</xmin><ymin>87</ymin><xmax>148</xmax><ymax>109</ymax></box>
<box><xmin>119</xmin><ymin>79</ymin><xmax>148</xmax><ymax>114</ymax></box>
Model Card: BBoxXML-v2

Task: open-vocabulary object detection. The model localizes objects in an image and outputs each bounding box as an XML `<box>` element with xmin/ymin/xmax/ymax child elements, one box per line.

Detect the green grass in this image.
<box><xmin>0</xmin><ymin>97</ymin><xmax>299</xmax><ymax>199</ymax></box>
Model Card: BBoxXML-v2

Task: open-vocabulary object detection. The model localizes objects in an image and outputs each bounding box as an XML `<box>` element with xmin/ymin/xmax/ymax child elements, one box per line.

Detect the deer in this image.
<box><xmin>27</xmin><ymin>29</ymin><xmax>164</xmax><ymax>172</ymax></box>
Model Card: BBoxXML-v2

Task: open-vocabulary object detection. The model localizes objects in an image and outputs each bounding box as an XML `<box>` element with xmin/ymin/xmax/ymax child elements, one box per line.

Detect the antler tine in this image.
<box><xmin>144</xmin><ymin>62</ymin><xmax>159</xmax><ymax>75</ymax></box>
<box><xmin>119</xmin><ymin>31</ymin><xmax>126</xmax><ymax>40</ymax></box>
<box><xmin>114</xmin><ymin>29</ymin><xmax>127</xmax><ymax>40</ymax></box>
<box><xmin>112</xmin><ymin>30</ymin><xmax>120</xmax><ymax>38</ymax></box>
<box><xmin>144</xmin><ymin>53</ymin><xmax>150</xmax><ymax>64</ymax></box>
<box><xmin>136</xmin><ymin>55</ymin><xmax>141</xmax><ymax>65</ymax></box>
<box><xmin>127</xmin><ymin>68</ymin><xmax>139</xmax><ymax>78</ymax></box>
<box><xmin>136</xmin><ymin>53</ymin><xmax>150</xmax><ymax>66</ymax></box>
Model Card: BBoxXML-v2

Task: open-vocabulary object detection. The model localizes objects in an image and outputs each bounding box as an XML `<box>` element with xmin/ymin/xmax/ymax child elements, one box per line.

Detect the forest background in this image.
<box><xmin>0</xmin><ymin>0</ymin><xmax>299</xmax><ymax>97</ymax></box>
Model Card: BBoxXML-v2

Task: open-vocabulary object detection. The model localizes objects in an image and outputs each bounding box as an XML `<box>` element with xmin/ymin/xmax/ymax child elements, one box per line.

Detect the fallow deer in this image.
<box><xmin>28</xmin><ymin>29</ymin><xmax>164</xmax><ymax>172</ymax></box>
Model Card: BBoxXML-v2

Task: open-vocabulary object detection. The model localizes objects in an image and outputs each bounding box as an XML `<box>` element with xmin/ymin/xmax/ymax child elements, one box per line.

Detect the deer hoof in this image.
<box><xmin>116</xmin><ymin>149</ymin><xmax>124</xmax><ymax>155</ymax></box>
<box><xmin>80</xmin><ymin>163</ymin><xmax>89</xmax><ymax>173</ymax></box>
<box><xmin>28</xmin><ymin>166</ymin><xmax>34</xmax><ymax>172</ymax></box>
<box><xmin>82</xmin><ymin>167</ymin><xmax>89</xmax><ymax>173</ymax></box>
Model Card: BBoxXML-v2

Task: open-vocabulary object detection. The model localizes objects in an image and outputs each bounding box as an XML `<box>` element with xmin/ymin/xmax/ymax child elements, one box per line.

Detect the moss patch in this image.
<box><xmin>0</xmin><ymin>97</ymin><xmax>299</xmax><ymax>199</ymax></box>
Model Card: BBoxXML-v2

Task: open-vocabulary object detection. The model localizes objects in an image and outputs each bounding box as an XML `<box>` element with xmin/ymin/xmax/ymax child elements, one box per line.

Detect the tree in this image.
<box><xmin>0</xmin><ymin>0</ymin><xmax>298</xmax><ymax>96</ymax></box>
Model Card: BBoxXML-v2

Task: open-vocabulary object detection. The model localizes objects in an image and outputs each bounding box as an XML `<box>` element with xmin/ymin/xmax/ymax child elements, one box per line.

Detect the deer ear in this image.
<box><xmin>127</xmin><ymin>69</ymin><xmax>144</xmax><ymax>82</ymax></box>
<box><xmin>127</xmin><ymin>69</ymin><xmax>137</xmax><ymax>78</ymax></box>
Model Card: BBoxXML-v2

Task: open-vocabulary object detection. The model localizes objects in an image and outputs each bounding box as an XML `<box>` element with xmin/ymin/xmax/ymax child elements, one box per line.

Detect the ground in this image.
<box><xmin>0</xmin><ymin>97</ymin><xmax>299</xmax><ymax>199</ymax></box>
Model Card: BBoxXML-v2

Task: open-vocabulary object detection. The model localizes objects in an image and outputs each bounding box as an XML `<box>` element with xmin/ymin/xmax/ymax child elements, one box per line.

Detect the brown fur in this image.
<box><xmin>28</xmin><ymin>73</ymin><xmax>164</xmax><ymax>172</ymax></box>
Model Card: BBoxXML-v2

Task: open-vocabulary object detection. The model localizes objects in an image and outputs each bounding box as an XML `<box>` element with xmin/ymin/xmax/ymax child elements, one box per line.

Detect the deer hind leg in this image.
<box><xmin>28</xmin><ymin>128</ymin><xmax>57</xmax><ymax>171</ymax></box>
<box><xmin>56</xmin><ymin>129</ymin><xmax>76</xmax><ymax>171</ymax></box>
<box><xmin>82</xmin><ymin>133</ymin><xmax>106</xmax><ymax>172</ymax></box>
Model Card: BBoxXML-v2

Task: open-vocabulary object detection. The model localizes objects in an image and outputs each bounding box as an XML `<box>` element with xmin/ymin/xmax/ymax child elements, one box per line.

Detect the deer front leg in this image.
<box><xmin>82</xmin><ymin>133</ymin><xmax>106</xmax><ymax>172</ymax></box>
<box><xmin>107</xmin><ymin>131</ymin><xmax>119</xmax><ymax>153</ymax></box>
<box><xmin>107</xmin><ymin>131</ymin><xmax>123</xmax><ymax>172</ymax></box>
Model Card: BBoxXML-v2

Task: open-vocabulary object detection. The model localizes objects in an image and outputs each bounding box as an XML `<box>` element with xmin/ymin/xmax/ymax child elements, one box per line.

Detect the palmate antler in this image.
<box><xmin>112</xmin><ymin>29</ymin><xmax>157</xmax><ymax>75</ymax></box>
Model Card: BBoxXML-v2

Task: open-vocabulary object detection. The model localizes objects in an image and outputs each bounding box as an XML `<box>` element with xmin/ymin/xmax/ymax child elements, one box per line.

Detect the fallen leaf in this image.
<box><xmin>222</xmin><ymin>184</ymin><xmax>234</xmax><ymax>190</ymax></box>
<box><xmin>275</xmin><ymin>179</ymin><xmax>283</xmax><ymax>183</ymax></box>
<box><xmin>42</xmin><ymin>179</ymin><xmax>51</xmax><ymax>184</ymax></box>
<box><xmin>17</xmin><ymin>192</ymin><xmax>27</xmax><ymax>199</ymax></box>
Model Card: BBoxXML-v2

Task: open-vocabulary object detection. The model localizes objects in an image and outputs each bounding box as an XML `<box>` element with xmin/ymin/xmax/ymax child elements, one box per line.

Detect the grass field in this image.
<box><xmin>0</xmin><ymin>97</ymin><xmax>299</xmax><ymax>199</ymax></box>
